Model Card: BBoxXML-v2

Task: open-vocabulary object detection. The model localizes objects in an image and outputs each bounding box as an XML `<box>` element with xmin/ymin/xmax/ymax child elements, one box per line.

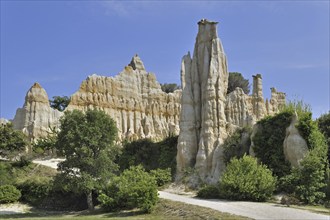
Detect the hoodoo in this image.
<box><xmin>176</xmin><ymin>19</ymin><xmax>286</xmax><ymax>184</ymax></box>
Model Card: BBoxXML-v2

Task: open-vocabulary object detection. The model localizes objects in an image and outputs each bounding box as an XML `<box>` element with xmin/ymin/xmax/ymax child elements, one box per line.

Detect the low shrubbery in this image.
<box><xmin>16</xmin><ymin>177</ymin><xmax>53</xmax><ymax>205</ymax></box>
<box><xmin>150</xmin><ymin>168</ymin><xmax>172</xmax><ymax>187</ymax></box>
<box><xmin>197</xmin><ymin>185</ymin><xmax>220</xmax><ymax>199</ymax></box>
<box><xmin>0</xmin><ymin>184</ymin><xmax>21</xmax><ymax>203</ymax></box>
<box><xmin>117</xmin><ymin>136</ymin><xmax>177</xmax><ymax>178</ymax></box>
<box><xmin>98</xmin><ymin>165</ymin><xmax>158</xmax><ymax>213</ymax></box>
<box><xmin>219</xmin><ymin>155</ymin><xmax>276</xmax><ymax>202</ymax></box>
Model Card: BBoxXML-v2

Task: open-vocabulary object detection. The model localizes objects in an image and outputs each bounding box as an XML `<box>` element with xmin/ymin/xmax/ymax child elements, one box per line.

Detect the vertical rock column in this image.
<box><xmin>176</xmin><ymin>19</ymin><xmax>228</xmax><ymax>182</ymax></box>
<box><xmin>252</xmin><ymin>74</ymin><xmax>266</xmax><ymax>120</ymax></box>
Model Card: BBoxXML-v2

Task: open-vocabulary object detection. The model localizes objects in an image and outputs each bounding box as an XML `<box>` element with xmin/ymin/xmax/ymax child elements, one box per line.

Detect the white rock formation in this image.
<box><xmin>177</xmin><ymin>19</ymin><xmax>229</xmax><ymax>182</ymax></box>
<box><xmin>66</xmin><ymin>55</ymin><xmax>181</xmax><ymax>141</ymax></box>
<box><xmin>176</xmin><ymin>19</ymin><xmax>287</xmax><ymax>184</ymax></box>
<box><xmin>12</xmin><ymin>83</ymin><xmax>63</xmax><ymax>142</ymax></box>
<box><xmin>283</xmin><ymin>112</ymin><xmax>309</xmax><ymax>168</ymax></box>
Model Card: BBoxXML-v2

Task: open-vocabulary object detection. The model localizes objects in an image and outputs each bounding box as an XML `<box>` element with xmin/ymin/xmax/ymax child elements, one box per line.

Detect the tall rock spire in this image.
<box><xmin>176</xmin><ymin>19</ymin><xmax>228</xmax><ymax>183</ymax></box>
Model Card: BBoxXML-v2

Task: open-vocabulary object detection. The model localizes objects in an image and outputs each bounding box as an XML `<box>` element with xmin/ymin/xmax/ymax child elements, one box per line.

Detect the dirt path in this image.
<box><xmin>159</xmin><ymin>191</ymin><xmax>329</xmax><ymax>220</ymax></box>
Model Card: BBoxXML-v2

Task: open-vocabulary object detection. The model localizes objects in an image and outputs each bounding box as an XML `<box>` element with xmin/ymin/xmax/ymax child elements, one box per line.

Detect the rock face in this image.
<box><xmin>12</xmin><ymin>83</ymin><xmax>63</xmax><ymax>142</ymax></box>
<box><xmin>66</xmin><ymin>55</ymin><xmax>181</xmax><ymax>141</ymax></box>
<box><xmin>177</xmin><ymin>19</ymin><xmax>229</xmax><ymax>182</ymax></box>
<box><xmin>176</xmin><ymin>19</ymin><xmax>286</xmax><ymax>183</ymax></box>
<box><xmin>283</xmin><ymin>112</ymin><xmax>309</xmax><ymax>168</ymax></box>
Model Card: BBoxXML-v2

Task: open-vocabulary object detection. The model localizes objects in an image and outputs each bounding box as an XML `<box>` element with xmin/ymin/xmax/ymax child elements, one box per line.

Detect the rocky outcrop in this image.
<box><xmin>283</xmin><ymin>112</ymin><xmax>308</xmax><ymax>168</ymax></box>
<box><xmin>12</xmin><ymin>83</ymin><xmax>63</xmax><ymax>142</ymax></box>
<box><xmin>66</xmin><ymin>55</ymin><xmax>181</xmax><ymax>141</ymax></box>
<box><xmin>176</xmin><ymin>19</ymin><xmax>229</xmax><ymax>183</ymax></box>
<box><xmin>176</xmin><ymin>19</ymin><xmax>286</xmax><ymax>184</ymax></box>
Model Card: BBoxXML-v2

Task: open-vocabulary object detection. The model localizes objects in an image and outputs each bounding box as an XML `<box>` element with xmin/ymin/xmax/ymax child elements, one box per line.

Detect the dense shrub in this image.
<box><xmin>98</xmin><ymin>165</ymin><xmax>158</xmax><ymax>213</ymax></box>
<box><xmin>150</xmin><ymin>168</ymin><xmax>172</xmax><ymax>187</ymax></box>
<box><xmin>223</xmin><ymin>127</ymin><xmax>251</xmax><ymax>165</ymax></box>
<box><xmin>317</xmin><ymin>112</ymin><xmax>330</xmax><ymax>168</ymax></box>
<box><xmin>117</xmin><ymin>136</ymin><xmax>177</xmax><ymax>178</ymax></box>
<box><xmin>252</xmin><ymin>111</ymin><xmax>292</xmax><ymax>178</ymax></box>
<box><xmin>0</xmin><ymin>185</ymin><xmax>21</xmax><ymax>203</ymax></box>
<box><xmin>219</xmin><ymin>155</ymin><xmax>276</xmax><ymax>202</ymax></box>
<box><xmin>0</xmin><ymin>123</ymin><xmax>27</xmax><ymax>160</ymax></box>
<box><xmin>197</xmin><ymin>185</ymin><xmax>220</xmax><ymax>199</ymax></box>
<box><xmin>16</xmin><ymin>178</ymin><xmax>53</xmax><ymax>205</ymax></box>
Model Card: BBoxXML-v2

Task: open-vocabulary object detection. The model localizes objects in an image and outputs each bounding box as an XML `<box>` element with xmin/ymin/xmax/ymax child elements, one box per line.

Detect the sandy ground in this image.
<box><xmin>159</xmin><ymin>191</ymin><xmax>330</xmax><ymax>220</ymax></box>
<box><xmin>32</xmin><ymin>158</ymin><xmax>65</xmax><ymax>169</ymax></box>
<box><xmin>0</xmin><ymin>203</ymin><xmax>31</xmax><ymax>215</ymax></box>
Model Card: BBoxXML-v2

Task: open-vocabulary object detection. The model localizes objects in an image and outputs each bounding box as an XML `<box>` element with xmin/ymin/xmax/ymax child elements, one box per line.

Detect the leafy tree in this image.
<box><xmin>32</xmin><ymin>127</ymin><xmax>58</xmax><ymax>156</ymax></box>
<box><xmin>49</xmin><ymin>96</ymin><xmax>70</xmax><ymax>111</ymax></box>
<box><xmin>55</xmin><ymin>109</ymin><xmax>119</xmax><ymax>211</ymax></box>
<box><xmin>219</xmin><ymin>155</ymin><xmax>276</xmax><ymax>202</ymax></box>
<box><xmin>227</xmin><ymin>72</ymin><xmax>250</xmax><ymax>94</ymax></box>
<box><xmin>317</xmin><ymin>112</ymin><xmax>330</xmax><ymax>165</ymax></box>
<box><xmin>0</xmin><ymin>123</ymin><xmax>27</xmax><ymax>160</ymax></box>
<box><xmin>117</xmin><ymin>136</ymin><xmax>177</xmax><ymax>178</ymax></box>
<box><xmin>98</xmin><ymin>165</ymin><xmax>158</xmax><ymax>213</ymax></box>
<box><xmin>160</xmin><ymin>83</ymin><xmax>181</xmax><ymax>93</ymax></box>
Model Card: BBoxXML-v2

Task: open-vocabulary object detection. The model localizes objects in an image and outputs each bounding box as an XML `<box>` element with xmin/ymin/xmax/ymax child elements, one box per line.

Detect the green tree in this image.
<box><xmin>317</xmin><ymin>112</ymin><xmax>330</xmax><ymax>165</ymax></box>
<box><xmin>32</xmin><ymin>127</ymin><xmax>58</xmax><ymax>156</ymax></box>
<box><xmin>49</xmin><ymin>96</ymin><xmax>70</xmax><ymax>111</ymax></box>
<box><xmin>55</xmin><ymin>109</ymin><xmax>119</xmax><ymax>211</ymax></box>
<box><xmin>227</xmin><ymin>72</ymin><xmax>250</xmax><ymax>94</ymax></box>
<box><xmin>219</xmin><ymin>155</ymin><xmax>276</xmax><ymax>202</ymax></box>
<box><xmin>98</xmin><ymin>165</ymin><xmax>158</xmax><ymax>213</ymax></box>
<box><xmin>160</xmin><ymin>83</ymin><xmax>181</xmax><ymax>93</ymax></box>
<box><xmin>0</xmin><ymin>123</ymin><xmax>27</xmax><ymax>160</ymax></box>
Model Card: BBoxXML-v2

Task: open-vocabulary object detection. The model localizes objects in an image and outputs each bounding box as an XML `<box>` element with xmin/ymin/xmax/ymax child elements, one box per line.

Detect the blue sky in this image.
<box><xmin>1</xmin><ymin>1</ymin><xmax>329</xmax><ymax>120</ymax></box>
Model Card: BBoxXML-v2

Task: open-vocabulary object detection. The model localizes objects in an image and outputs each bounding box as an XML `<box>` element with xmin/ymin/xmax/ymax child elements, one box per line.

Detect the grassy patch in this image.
<box><xmin>0</xmin><ymin>199</ymin><xmax>250</xmax><ymax>219</ymax></box>
<box><xmin>289</xmin><ymin>204</ymin><xmax>330</xmax><ymax>215</ymax></box>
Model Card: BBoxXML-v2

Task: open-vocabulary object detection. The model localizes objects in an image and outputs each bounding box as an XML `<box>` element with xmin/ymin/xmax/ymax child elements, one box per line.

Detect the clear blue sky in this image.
<box><xmin>1</xmin><ymin>1</ymin><xmax>329</xmax><ymax>120</ymax></box>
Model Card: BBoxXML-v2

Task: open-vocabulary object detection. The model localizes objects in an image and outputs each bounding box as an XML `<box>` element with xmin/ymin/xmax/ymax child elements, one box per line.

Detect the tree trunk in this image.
<box><xmin>86</xmin><ymin>191</ymin><xmax>94</xmax><ymax>211</ymax></box>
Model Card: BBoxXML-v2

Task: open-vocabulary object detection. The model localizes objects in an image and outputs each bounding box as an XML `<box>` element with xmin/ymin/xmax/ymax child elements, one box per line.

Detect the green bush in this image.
<box><xmin>317</xmin><ymin>112</ymin><xmax>330</xmax><ymax>165</ymax></box>
<box><xmin>0</xmin><ymin>185</ymin><xmax>21</xmax><ymax>203</ymax></box>
<box><xmin>219</xmin><ymin>155</ymin><xmax>276</xmax><ymax>202</ymax></box>
<box><xmin>252</xmin><ymin>111</ymin><xmax>292</xmax><ymax>178</ymax></box>
<box><xmin>98</xmin><ymin>165</ymin><xmax>158</xmax><ymax>213</ymax></box>
<box><xmin>197</xmin><ymin>185</ymin><xmax>220</xmax><ymax>199</ymax></box>
<box><xmin>16</xmin><ymin>178</ymin><xmax>53</xmax><ymax>205</ymax></box>
<box><xmin>117</xmin><ymin>136</ymin><xmax>177</xmax><ymax>178</ymax></box>
<box><xmin>150</xmin><ymin>168</ymin><xmax>172</xmax><ymax>187</ymax></box>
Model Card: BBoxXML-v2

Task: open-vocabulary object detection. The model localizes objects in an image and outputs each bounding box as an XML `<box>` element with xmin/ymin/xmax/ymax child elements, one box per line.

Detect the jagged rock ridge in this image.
<box><xmin>13</xmin><ymin>56</ymin><xmax>181</xmax><ymax>142</ymax></box>
<box><xmin>67</xmin><ymin>55</ymin><xmax>181</xmax><ymax>140</ymax></box>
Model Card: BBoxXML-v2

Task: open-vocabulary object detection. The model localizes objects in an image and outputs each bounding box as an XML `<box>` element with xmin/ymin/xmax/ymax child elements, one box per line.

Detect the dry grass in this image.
<box><xmin>0</xmin><ymin>199</ymin><xmax>250</xmax><ymax>220</ymax></box>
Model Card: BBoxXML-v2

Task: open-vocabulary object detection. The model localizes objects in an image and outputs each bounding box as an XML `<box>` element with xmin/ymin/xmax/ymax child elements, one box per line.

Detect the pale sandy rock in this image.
<box><xmin>67</xmin><ymin>56</ymin><xmax>181</xmax><ymax>141</ymax></box>
<box><xmin>176</xmin><ymin>19</ymin><xmax>286</xmax><ymax>184</ymax></box>
<box><xmin>0</xmin><ymin>118</ymin><xmax>9</xmax><ymax>125</ymax></box>
<box><xmin>283</xmin><ymin>112</ymin><xmax>308</xmax><ymax>168</ymax></box>
<box><xmin>12</xmin><ymin>83</ymin><xmax>63</xmax><ymax>142</ymax></box>
<box><xmin>177</xmin><ymin>19</ymin><xmax>228</xmax><ymax>183</ymax></box>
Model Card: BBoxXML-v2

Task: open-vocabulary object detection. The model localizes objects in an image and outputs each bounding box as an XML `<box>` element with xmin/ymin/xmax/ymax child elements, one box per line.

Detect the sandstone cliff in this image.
<box><xmin>12</xmin><ymin>56</ymin><xmax>181</xmax><ymax>142</ymax></box>
<box><xmin>176</xmin><ymin>19</ymin><xmax>286</xmax><ymax>184</ymax></box>
<box><xmin>12</xmin><ymin>82</ymin><xmax>63</xmax><ymax>142</ymax></box>
<box><xmin>67</xmin><ymin>55</ymin><xmax>181</xmax><ymax>140</ymax></box>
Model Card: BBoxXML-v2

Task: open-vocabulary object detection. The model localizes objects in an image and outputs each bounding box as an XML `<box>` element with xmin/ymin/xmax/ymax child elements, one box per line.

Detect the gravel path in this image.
<box><xmin>32</xmin><ymin>158</ymin><xmax>64</xmax><ymax>169</ymax></box>
<box><xmin>159</xmin><ymin>191</ymin><xmax>329</xmax><ymax>220</ymax></box>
